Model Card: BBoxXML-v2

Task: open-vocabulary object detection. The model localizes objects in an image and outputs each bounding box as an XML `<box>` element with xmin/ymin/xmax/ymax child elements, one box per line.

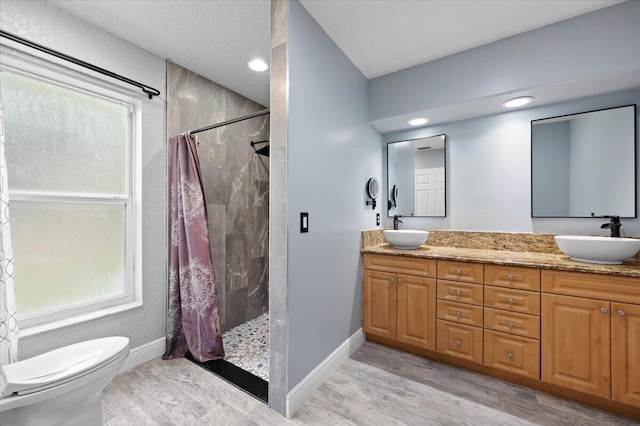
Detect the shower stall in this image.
<box><xmin>167</xmin><ymin>62</ymin><xmax>270</xmax><ymax>399</ymax></box>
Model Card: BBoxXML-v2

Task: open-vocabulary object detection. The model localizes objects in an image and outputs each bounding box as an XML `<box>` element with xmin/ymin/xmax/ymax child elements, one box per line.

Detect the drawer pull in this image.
<box><xmin>508</xmin><ymin>274</ymin><xmax>514</xmax><ymax>281</ymax></box>
<box><xmin>455</xmin><ymin>311</ymin><xmax>462</xmax><ymax>317</ymax></box>
<box><xmin>455</xmin><ymin>339</ymin><xmax>462</xmax><ymax>346</ymax></box>
<box><xmin>398</xmin><ymin>278</ymin><xmax>402</xmax><ymax>283</ymax></box>
<box><xmin>618</xmin><ymin>310</ymin><xmax>626</xmax><ymax>316</ymax></box>
<box><xmin>455</xmin><ymin>290</ymin><xmax>462</xmax><ymax>296</ymax></box>
<box><xmin>507</xmin><ymin>321</ymin><xmax>514</xmax><ymax>327</ymax></box>
<box><xmin>508</xmin><ymin>298</ymin><xmax>515</xmax><ymax>305</ymax></box>
<box><xmin>390</xmin><ymin>277</ymin><xmax>394</xmax><ymax>283</ymax></box>
<box><xmin>456</xmin><ymin>269</ymin><xmax>462</xmax><ymax>275</ymax></box>
<box><xmin>507</xmin><ymin>352</ymin><xmax>514</xmax><ymax>359</ymax></box>
<box><xmin>600</xmin><ymin>307</ymin><xmax>608</xmax><ymax>314</ymax></box>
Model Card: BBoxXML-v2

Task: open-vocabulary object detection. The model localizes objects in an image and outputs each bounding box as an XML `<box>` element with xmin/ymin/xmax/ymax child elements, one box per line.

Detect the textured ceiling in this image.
<box><xmin>300</xmin><ymin>0</ymin><xmax>623</xmax><ymax>79</ymax></box>
<box><xmin>47</xmin><ymin>0</ymin><xmax>271</xmax><ymax>107</ymax></box>
<box><xmin>46</xmin><ymin>0</ymin><xmax>623</xmax><ymax>110</ymax></box>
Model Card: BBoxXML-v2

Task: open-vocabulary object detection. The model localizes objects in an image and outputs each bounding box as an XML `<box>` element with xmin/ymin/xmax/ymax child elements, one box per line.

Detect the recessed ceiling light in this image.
<box><xmin>503</xmin><ymin>96</ymin><xmax>534</xmax><ymax>108</ymax></box>
<box><xmin>248</xmin><ymin>59</ymin><xmax>268</xmax><ymax>72</ymax></box>
<box><xmin>408</xmin><ymin>118</ymin><xmax>429</xmax><ymax>126</ymax></box>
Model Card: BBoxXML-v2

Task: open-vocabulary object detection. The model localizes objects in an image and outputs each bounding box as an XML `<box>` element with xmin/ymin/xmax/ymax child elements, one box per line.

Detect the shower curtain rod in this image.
<box><xmin>189</xmin><ymin>109</ymin><xmax>270</xmax><ymax>135</ymax></box>
<box><xmin>0</xmin><ymin>30</ymin><xmax>161</xmax><ymax>99</ymax></box>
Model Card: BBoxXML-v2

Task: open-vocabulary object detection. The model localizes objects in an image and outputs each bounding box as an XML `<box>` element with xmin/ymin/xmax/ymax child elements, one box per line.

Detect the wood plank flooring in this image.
<box><xmin>102</xmin><ymin>341</ymin><xmax>639</xmax><ymax>425</ymax></box>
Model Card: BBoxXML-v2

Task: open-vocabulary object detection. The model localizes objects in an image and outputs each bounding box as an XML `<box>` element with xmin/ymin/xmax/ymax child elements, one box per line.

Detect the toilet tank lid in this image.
<box><xmin>1</xmin><ymin>336</ymin><xmax>129</xmax><ymax>397</ymax></box>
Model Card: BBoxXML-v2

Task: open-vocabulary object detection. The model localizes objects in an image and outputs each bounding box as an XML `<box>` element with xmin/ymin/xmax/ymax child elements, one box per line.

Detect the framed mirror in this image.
<box><xmin>367</xmin><ymin>178</ymin><xmax>379</xmax><ymax>200</ymax></box>
<box><xmin>387</xmin><ymin>134</ymin><xmax>446</xmax><ymax>217</ymax></box>
<box><xmin>531</xmin><ymin>104</ymin><xmax>636</xmax><ymax>218</ymax></box>
<box><xmin>366</xmin><ymin>178</ymin><xmax>379</xmax><ymax>209</ymax></box>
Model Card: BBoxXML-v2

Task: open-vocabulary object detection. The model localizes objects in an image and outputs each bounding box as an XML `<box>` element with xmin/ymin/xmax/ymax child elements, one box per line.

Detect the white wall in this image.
<box><xmin>287</xmin><ymin>0</ymin><xmax>383</xmax><ymax>389</ymax></box>
<box><xmin>0</xmin><ymin>1</ymin><xmax>167</xmax><ymax>358</ymax></box>
<box><xmin>383</xmin><ymin>89</ymin><xmax>640</xmax><ymax>237</ymax></box>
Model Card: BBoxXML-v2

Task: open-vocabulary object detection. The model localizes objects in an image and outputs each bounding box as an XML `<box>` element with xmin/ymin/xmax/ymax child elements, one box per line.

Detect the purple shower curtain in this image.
<box><xmin>163</xmin><ymin>133</ymin><xmax>224</xmax><ymax>362</ymax></box>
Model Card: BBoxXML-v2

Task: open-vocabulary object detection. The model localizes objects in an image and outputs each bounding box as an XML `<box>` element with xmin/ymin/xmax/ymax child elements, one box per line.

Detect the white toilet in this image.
<box><xmin>0</xmin><ymin>336</ymin><xmax>130</xmax><ymax>426</ymax></box>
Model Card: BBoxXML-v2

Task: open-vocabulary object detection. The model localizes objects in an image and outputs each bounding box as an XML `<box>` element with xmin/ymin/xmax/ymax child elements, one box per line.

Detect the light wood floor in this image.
<box><xmin>102</xmin><ymin>341</ymin><xmax>639</xmax><ymax>425</ymax></box>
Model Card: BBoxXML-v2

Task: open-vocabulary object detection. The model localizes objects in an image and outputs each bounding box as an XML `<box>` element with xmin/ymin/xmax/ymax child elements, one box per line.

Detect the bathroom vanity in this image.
<box><xmin>361</xmin><ymin>230</ymin><xmax>640</xmax><ymax>420</ymax></box>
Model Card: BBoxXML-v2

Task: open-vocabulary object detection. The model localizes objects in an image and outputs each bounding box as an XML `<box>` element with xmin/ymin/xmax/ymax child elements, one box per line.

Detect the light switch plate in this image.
<box><xmin>300</xmin><ymin>212</ymin><xmax>309</xmax><ymax>233</ymax></box>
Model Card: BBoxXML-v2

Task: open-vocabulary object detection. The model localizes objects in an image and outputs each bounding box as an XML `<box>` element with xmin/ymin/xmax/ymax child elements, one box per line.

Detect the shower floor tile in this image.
<box><xmin>222</xmin><ymin>312</ymin><xmax>269</xmax><ymax>381</ymax></box>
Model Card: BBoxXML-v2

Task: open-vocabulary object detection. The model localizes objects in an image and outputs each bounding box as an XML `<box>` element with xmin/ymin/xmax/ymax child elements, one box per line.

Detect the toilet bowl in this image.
<box><xmin>0</xmin><ymin>336</ymin><xmax>130</xmax><ymax>426</ymax></box>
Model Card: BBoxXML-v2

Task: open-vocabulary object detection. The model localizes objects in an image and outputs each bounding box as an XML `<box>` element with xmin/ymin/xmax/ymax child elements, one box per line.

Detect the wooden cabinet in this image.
<box><xmin>363</xmin><ymin>270</ymin><xmax>397</xmax><ymax>340</ymax></box>
<box><xmin>485</xmin><ymin>264</ymin><xmax>540</xmax><ymax>291</ymax></box>
<box><xmin>363</xmin><ymin>255</ymin><xmax>437</xmax><ymax>350</ymax></box>
<box><xmin>483</xmin><ymin>267</ymin><xmax>541</xmax><ymax>379</ymax></box>
<box><xmin>484</xmin><ymin>308</ymin><xmax>540</xmax><ymax>339</ymax></box>
<box><xmin>542</xmin><ymin>270</ymin><xmax>640</xmax><ymax>407</ymax></box>
<box><xmin>541</xmin><ymin>293</ymin><xmax>611</xmax><ymax>398</ymax></box>
<box><xmin>484</xmin><ymin>286</ymin><xmax>540</xmax><ymax>315</ymax></box>
<box><xmin>363</xmin><ymin>253</ymin><xmax>640</xmax><ymax>416</ymax></box>
<box><xmin>612</xmin><ymin>302</ymin><xmax>640</xmax><ymax>407</ymax></box>
<box><xmin>397</xmin><ymin>274</ymin><xmax>436</xmax><ymax>350</ymax></box>
<box><xmin>437</xmin><ymin>320</ymin><xmax>483</xmax><ymax>363</ymax></box>
<box><xmin>437</xmin><ymin>260</ymin><xmax>483</xmax><ymax>283</ymax></box>
<box><xmin>436</xmin><ymin>261</ymin><xmax>484</xmax><ymax>363</ymax></box>
<box><xmin>484</xmin><ymin>330</ymin><xmax>540</xmax><ymax>380</ymax></box>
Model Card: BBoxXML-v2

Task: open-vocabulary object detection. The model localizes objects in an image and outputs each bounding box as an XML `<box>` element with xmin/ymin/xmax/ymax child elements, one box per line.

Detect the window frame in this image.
<box><xmin>0</xmin><ymin>50</ymin><xmax>143</xmax><ymax>334</ymax></box>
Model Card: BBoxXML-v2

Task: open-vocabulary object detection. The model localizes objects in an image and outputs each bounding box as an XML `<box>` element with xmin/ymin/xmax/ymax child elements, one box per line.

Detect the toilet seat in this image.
<box><xmin>1</xmin><ymin>336</ymin><xmax>129</xmax><ymax>397</ymax></box>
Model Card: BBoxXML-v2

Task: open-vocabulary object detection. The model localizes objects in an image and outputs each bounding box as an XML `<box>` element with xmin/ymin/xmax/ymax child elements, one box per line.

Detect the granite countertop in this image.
<box><xmin>362</xmin><ymin>244</ymin><xmax>640</xmax><ymax>278</ymax></box>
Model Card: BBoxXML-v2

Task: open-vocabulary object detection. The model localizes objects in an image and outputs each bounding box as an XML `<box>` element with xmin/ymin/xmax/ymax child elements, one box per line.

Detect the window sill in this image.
<box><xmin>19</xmin><ymin>300</ymin><xmax>143</xmax><ymax>338</ymax></box>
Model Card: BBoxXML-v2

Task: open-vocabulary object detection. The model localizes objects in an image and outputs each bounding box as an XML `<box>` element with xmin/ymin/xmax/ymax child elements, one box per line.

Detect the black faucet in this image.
<box><xmin>393</xmin><ymin>215</ymin><xmax>403</xmax><ymax>230</ymax></box>
<box><xmin>591</xmin><ymin>213</ymin><xmax>621</xmax><ymax>237</ymax></box>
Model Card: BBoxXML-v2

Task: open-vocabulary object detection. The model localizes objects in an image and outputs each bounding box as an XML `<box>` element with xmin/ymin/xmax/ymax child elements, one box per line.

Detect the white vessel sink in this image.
<box><xmin>384</xmin><ymin>230</ymin><xmax>429</xmax><ymax>250</ymax></box>
<box><xmin>554</xmin><ymin>235</ymin><xmax>640</xmax><ymax>265</ymax></box>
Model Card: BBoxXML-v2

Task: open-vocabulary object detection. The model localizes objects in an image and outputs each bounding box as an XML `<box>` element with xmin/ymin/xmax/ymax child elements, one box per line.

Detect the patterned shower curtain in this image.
<box><xmin>0</xmin><ymin>97</ymin><xmax>19</xmax><ymax>366</ymax></box>
<box><xmin>163</xmin><ymin>133</ymin><xmax>224</xmax><ymax>362</ymax></box>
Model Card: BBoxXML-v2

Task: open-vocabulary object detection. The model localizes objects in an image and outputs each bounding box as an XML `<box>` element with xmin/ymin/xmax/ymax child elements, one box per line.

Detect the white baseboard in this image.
<box><xmin>286</xmin><ymin>328</ymin><xmax>365</xmax><ymax>418</ymax></box>
<box><xmin>120</xmin><ymin>337</ymin><xmax>165</xmax><ymax>372</ymax></box>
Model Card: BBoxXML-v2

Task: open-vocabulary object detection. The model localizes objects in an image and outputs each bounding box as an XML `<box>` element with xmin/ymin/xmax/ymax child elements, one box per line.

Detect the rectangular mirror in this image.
<box><xmin>387</xmin><ymin>134</ymin><xmax>446</xmax><ymax>217</ymax></box>
<box><xmin>531</xmin><ymin>104</ymin><xmax>636</xmax><ymax>218</ymax></box>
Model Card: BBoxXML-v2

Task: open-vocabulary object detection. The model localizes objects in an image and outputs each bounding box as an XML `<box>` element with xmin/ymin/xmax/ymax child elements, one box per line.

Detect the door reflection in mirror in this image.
<box><xmin>387</xmin><ymin>134</ymin><xmax>446</xmax><ymax>217</ymax></box>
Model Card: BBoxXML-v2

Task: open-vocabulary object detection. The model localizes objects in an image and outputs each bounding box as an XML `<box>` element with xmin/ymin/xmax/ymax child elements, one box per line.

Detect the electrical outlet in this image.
<box><xmin>376</xmin><ymin>213</ymin><xmax>380</xmax><ymax>226</ymax></box>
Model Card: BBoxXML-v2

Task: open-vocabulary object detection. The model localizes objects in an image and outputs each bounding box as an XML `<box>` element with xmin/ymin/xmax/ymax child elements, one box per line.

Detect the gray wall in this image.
<box><xmin>532</xmin><ymin>121</ymin><xmax>570</xmax><ymax>216</ymax></box>
<box><xmin>167</xmin><ymin>62</ymin><xmax>269</xmax><ymax>332</ymax></box>
<box><xmin>368</xmin><ymin>1</ymin><xmax>640</xmax><ymax>125</ymax></box>
<box><xmin>383</xmin><ymin>89</ymin><xmax>640</xmax><ymax>237</ymax></box>
<box><xmin>374</xmin><ymin>0</ymin><xmax>639</xmax><ymax>237</ymax></box>
<box><xmin>1</xmin><ymin>0</ymin><xmax>167</xmax><ymax>358</ymax></box>
<box><xmin>287</xmin><ymin>0</ymin><xmax>383</xmax><ymax>389</ymax></box>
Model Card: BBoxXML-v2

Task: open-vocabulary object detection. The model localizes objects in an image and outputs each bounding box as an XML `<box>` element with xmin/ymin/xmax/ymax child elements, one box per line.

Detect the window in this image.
<box><xmin>1</xmin><ymin>57</ymin><xmax>141</xmax><ymax>331</ymax></box>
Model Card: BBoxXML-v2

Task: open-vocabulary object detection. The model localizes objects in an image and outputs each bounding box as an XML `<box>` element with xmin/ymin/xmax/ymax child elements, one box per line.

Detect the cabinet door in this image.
<box><xmin>397</xmin><ymin>274</ymin><xmax>436</xmax><ymax>350</ymax></box>
<box><xmin>612</xmin><ymin>302</ymin><xmax>640</xmax><ymax>408</ymax></box>
<box><xmin>541</xmin><ymin>294</ymin><xmax>610</xmax><ymax>398</ymax></box>
<box><xmin>363</xmin><ymin>270</ymin><xmax>397</xmax><ymax>340</ymax></box>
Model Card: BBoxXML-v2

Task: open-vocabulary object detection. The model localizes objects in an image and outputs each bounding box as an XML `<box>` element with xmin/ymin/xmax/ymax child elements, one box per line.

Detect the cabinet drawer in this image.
<box><xmin>437</xmin><ymin>300</ymin><xmax>483</xmax><ymax>327</ymax></box>
<box><xmin>437</xmin><ymin>320</ymin><xmax>483</xmax><ymax>364</ymax></box>
<box><xmin>437</xmin><ymin>280</ymin><xmax>483</xmax><ymax>305</ymax></box>
<box><xmin>542</xmin><ymin>270</ymin><xmax>640</xmax><ymax>304</ymax></box>
<box><xmin>485</xmin><ymin>265</ymin><xmax>540</xmax><ymax>291</ymax></box>
<box><xmin>484</xmin><ymin>308</ymin><xmax>540</xmax><ymax>339</ymax></box>
<box><xmin>364</xmin><ymin>254</ymin><xmax>436</xmax><ymax>278</ymax></box>
<box><xmin>437</xmin><ymin>261</ymin><xmax>483</xmax><ymax>283</ymax></box>
<box><xmin>484</xmin><ymin>330</ymin><xmax>540</xmax><ymax>380</ymax></box>
<box><xmin>484</xmin><ymin>286</ymin><xmax>540</xmax><ymax>315</ymax></box>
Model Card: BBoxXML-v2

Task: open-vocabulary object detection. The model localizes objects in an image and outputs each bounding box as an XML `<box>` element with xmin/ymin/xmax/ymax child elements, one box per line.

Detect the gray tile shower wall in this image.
<box><xmin>167</xmin><ymin>62</ymin><xmax>269</xmax><ymax>332</ymax></box>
